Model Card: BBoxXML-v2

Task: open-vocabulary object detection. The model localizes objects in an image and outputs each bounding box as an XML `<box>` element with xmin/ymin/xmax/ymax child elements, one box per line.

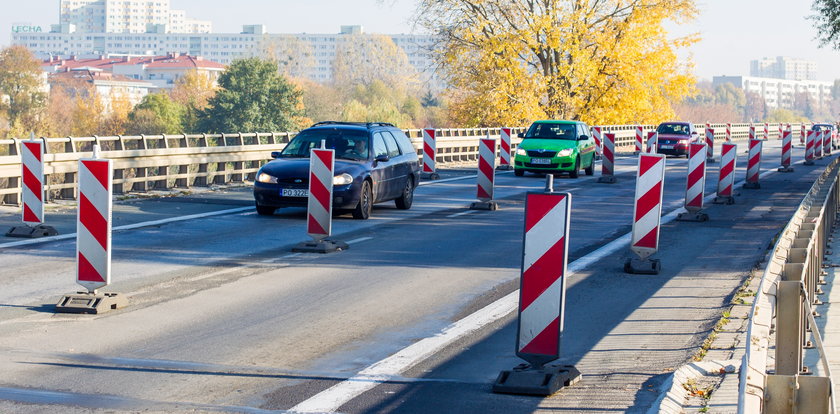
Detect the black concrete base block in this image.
<box><xmin>624</xmin><ymin>258</ymin><xmax>661</xmax><ymax>274</ymax></box>
<box><xmin>676</xmin><ymin>211</ymin><xmax>709</xmax><ymax>222</ymax></box>
<box><xmin>6</xmin><ymin>224</ymin><xmax>58</xmax><ymax>238</ymax></box>
<box><xmin>421</xmin><ymin>172</ymin><xmax>440</xmax><ymax>180</ymax></box>
<box><xmin>713</xmin><ymin>196</ymin><xmax>735</xmax><ymax>205</ymax></box>
<box><xmin>292</xmin><ymin>239</ymin><xmax>349</xmax><ymax>254</ymax></box>
<box><xmin>55</xmin><ymin>292</ymin><xmax>127</xmax><ymax>314</ymax></box>
<box><xmin>777</xmin><ymin>166</ymin><xmax>795</xmax><ymax>173</ymax></box>
<box><xmin>805</xmin><ymin>160</ymin><xmax>815</xmax><ymax>166</ymax></box>
<box><xmin>492</xmin><ymin>364</ymin><xmax>581</xmax><ymax>396</ymax></box>
<box><xmin>470</xmin><ymin>201</ymin><xmax>498</xmax><ymax>211</ymax></box>
<box><xmin>707</xmin><ymin>158</ymin><xmax>716</xmax><ymax>164</ymax></box>
<box><xmin>496</xmin><ymin>165</ymin><xmax>513</xmax><ymax>171</ymax></box>
<box><xmin>743</xmin><ymin>182</ymin><xmax>761</xmax><ymax>189</ymax></box>
<box><xmin>597</xmin><ymin>175</ymin><xmax>617</xmax><ymax>184</ymax></box>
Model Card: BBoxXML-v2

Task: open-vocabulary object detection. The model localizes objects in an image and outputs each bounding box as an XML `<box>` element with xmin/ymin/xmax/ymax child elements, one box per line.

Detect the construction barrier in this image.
<box><xmin>726</xmin><ymin>123</ymin><xmax>732</xmax><ymax>142</ymax></box>
<box><xmin>598</xmin><ymin>133</ymin><xmax>616</xmax><ymax>183</ymax></box>
<box><xmin>635</xmin><ymin>125</ymin><xmax>643</xmax><ymax>154</ymax></box>
<box><xmin>647</xmin><ymin>131</ymin><xmax>658</xmax><ymax>154</ymax></box>
<box><xmin>5</xmin><ymin>137</ymin><xmax>58</xmax><ymax>238</ymax></box>
<box><xmin>763</xmin><ymin>123</ymin><xmax>769</xmax><ymax>140</ymax></box>
<box><xmin>493</xmin><ymin>186</ymin><xmax>580</xmax><ymax>396</ymax></box>
<box><xmin>801</xmin><ymin>124</ymin><xmax>807</xmax><ymax>145</ymax></box>
<box><xmin>677</xmin><ymin>143</ymin><xmax>708</xmax><ymax>221</ymax></box>
<box><xmin>499</xmin><ymin>127</ymin><xmax>512</xmax><ymax>169</ymax></box>
<box><xmin>422</xmin><ymin>128</ymin><xmax>438</xmax><ymax>179</ymax></box>
<box><xmin>714</xmin><ymin>143</ymin><xmax>737</xmax><ymax>204</ymax></box>
<box><xmin>744</xmin><ymin>139</ymin><xmax>763</xmax><ymax>189</ymax></box>
<box><xmin>824</xmin><ymin>130</ymin><xmax>831</xmax><ymax>156</ymax></box>
<box><xmin>816</xmin><ymin>130</ymin><xmax>824</xmax><ymax>158</ymax></box>
<box><xmin>778</xmin><ymin>127</ymin><xmax>793</xmax><ymax>172</ymax></box>
<box><xmin>625</xmin><ymin>153</ymin><xmax>665</xmax><ymax>274</ymax></box>
<box><xmin>592</xmin><ymin>126</ymin><xmax>602</xmax><ymax>159</ymax></box>
<box><xmin>292</xmin><ymin>148</ymin><xmax>348</xmax><ymax>253</ymax></box>
<box><xmin>705</xmin><ymin>128</ymin><xmax>715</xmax><ymax>162</ymax></box>
<box><xmin>471</xmin><ymin>137</ymin><xmax>498</xmax><ymax>210</ymax></box>
<box><xmin>749</xmin><ymin>125</ymin><xmax>756</xmax><ymax>141</ymax></box>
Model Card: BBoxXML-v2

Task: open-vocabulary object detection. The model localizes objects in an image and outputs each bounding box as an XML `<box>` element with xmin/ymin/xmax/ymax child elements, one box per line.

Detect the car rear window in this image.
<box><xmin>281</xmin><ymin>128</ymin><xmax>369</xmax><ymax>160</ymax></box>
<box><xmin>657</xmin><ymin>123</ymin><xmax>690</xmax><ymax>135</ymax></box>
<box><xmin>390</xmin><ymin>129</ymin><xmax>416</xmax><ymax>155</ymax></box>
<box><xmin>525</xmin><ymin>123</ymin><xmax>577</xmax><ymax>140</ymax></box>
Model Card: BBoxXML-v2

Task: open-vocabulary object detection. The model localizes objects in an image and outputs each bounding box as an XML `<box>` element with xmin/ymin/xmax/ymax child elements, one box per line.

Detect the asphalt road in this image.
<box><xmin>0</xmin><ymin>141</ymin><xmax>828</xmax><ymax>413</ymax></box>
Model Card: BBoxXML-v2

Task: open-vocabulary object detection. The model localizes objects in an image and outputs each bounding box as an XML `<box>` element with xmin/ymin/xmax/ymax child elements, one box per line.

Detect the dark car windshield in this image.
<box><xmin>657</xmin><ymin>123</ymin><xmax>690</xmax><ymax>135</ymax></box>
<box><xmin>812</xmin><ymin>124</ymin><xmax>836</xmax><ymax>131</ymax></box>
<box><xmin>281</xmin><ymin>129</ymin><xmax>369</xmax><ymax>160</ymax></box>
<box><xmin>525</xmin><ymin>123</ymin><xmax>577</xmax><ymax>140</ymax></box>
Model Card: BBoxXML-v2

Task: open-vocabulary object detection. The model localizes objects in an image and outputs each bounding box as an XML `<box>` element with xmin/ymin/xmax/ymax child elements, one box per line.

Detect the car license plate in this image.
<box><xmin>531</xmin><ymin>158</ymin><xmax>551</xmax><ymax>165</ymax></box>
<box><xmin>281</xmin><ymin>188</ymin><xmax>308</xmax><ymax>197</ymax></box>
<box><xmin>660</xmin><ymin>145</ymin><xmax>674</xmax><ymax>149</ymax></box>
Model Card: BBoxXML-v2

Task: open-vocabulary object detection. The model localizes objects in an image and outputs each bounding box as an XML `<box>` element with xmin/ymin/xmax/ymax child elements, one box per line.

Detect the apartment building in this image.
<box><xmin>750</xmin><ymin>56</ymin><xmax>818</xmax><ymax>81</ymax></box>
<box><xmin>712</xmin><ymin>75</ymin><xmax>833</xmax><ymax>111</ymax></box>
<box><xmin>59</xmin><ymin>0</ymin><xmax>211</xmax><ymax>34</ymax></box>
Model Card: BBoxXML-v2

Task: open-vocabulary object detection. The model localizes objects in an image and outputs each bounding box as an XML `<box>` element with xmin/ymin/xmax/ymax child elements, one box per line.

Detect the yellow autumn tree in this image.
<box><xmin>170</xmin><ymin>69</ymin><xmax>217</xmax><ymax>132</ymax></box>
<box><xmin>416</xmin><ymin>0</ymin><xmax>699</xmax><ymax>126</ymax></box>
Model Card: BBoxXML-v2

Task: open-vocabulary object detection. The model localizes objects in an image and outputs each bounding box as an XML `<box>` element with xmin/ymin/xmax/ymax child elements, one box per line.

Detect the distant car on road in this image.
<box><xmin>811</xmin><ymin>123</ymin><xmax>838</xmax><ymax>149</ymax></box>
<box><xmin>254</xmin><ymin>121</ymin><xmax>420</xmax><ymax>219</ymax></box>
<box><xmin>513</xmin><ymin>120</ymin><xmax>596</xmax><ymax>178</ymax></box>
<box><xmin>656</xmin><ymin>121</ymin><xmax>699</xmax><ymax>157</ymax></box>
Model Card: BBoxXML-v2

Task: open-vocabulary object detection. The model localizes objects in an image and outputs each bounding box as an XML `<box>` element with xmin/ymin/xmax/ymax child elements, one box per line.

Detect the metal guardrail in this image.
<box><xmin>739</xmin><ymin>156</ymin><xmax>840</xmax><ymax>413</ymax></box>
<box><xmin>0</xmin><ymin>123</ymin><xmax>804</xmax><ymax>204</ymax></box>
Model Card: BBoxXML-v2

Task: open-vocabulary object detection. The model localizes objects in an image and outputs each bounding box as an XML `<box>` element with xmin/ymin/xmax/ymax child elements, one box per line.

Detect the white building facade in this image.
<box><xmin>59</xmin><ymin>0</ymin><xmax>211</xmax><ymax>34</ymax></box>
<box><xmin>750</xmin><ymin>56</ymin><xmax>818</xmax><ymax>81</ymax></box>
<box><xmin>712</xmin><ymin>75</ymin><xmax>833</xmax><ymax>111</ymax></box>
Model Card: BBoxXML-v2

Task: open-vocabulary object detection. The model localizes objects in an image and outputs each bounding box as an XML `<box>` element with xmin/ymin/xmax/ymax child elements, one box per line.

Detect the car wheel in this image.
<box><xmin>584</xmin><ymin>156</ymin><xmax>594</xmax><ymax>176</ymax></box>
<box><xmin>569</xmin><ymin>157</ymin><xmax>580</xmax><ymax>178</ymax></box>
<box><xmin>395</xmin><ymin>177</ymin><xmax>414</xmax><ymax>210</ymax></box>
<box><xmin>514</xmin><ymin>168</ymin><xmax>524</xmax><ymax>177</ymax></box>
<box><xmin>353</xmin><ymin>180</ymin><xmax>373</xmax><ymax>220</ymax></box>
<box><xmin>256</xmin><ymin>203</ymin><xmax>275</xmax><ymax>216</ymax></box>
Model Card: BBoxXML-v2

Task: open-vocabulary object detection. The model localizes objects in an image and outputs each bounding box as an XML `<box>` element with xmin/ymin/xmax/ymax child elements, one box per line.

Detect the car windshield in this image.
<box><xmin>657</xmin><ymin>124</ymin><xmax>690</xmax><ymax>135</ymax></box>
<box><xmin>525</xmin><ymin>123</ymin><xmax>577</xmax><ymax>140</ymax></box>
<box><xmin>813</xmin><ymin>124</ymin><xmax>835</xmax><ymax>131</ymax></box>
<box><xmin>280</xmin><ymin>129</ymin><xmax>369</xmax><ymax>160</ymax></box>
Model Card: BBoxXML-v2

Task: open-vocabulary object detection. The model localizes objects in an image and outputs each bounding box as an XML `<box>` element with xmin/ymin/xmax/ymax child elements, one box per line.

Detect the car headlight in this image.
<box><xmin>257</xmin><ymin>172</ymin><xmax>278</xmax><ymax>184</ymax></box>
<box><xmin>333</xmin><ymin>173</ymin><xmax>354</xmax><ymax>186</ymax></box>
<box><xmin>516</xmin><ymin>148</ymin><xmax>527</xmax><ymax>156</ymax></box>
<box><xmin>557</xmin><ymin>148</ymin><xmax>573</xmax><ymax>157</ymax></box>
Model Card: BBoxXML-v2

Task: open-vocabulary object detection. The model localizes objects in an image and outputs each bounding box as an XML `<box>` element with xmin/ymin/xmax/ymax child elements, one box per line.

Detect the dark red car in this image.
<box><xmin>656</xmin><ymin>121</ymin><xmax>700</xmax><ymax>157</ymax></box>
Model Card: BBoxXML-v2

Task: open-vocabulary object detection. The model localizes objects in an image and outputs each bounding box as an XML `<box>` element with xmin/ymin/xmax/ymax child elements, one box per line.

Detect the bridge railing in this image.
<box><xmin>739</xmin><ymin>156</ymin><xmax>839</xmax><ymax>413</ymax></box>
<box><xmin>0</xmin><ymin>122</ymin><xmax>805</xmax><ymax>204</ymax></box>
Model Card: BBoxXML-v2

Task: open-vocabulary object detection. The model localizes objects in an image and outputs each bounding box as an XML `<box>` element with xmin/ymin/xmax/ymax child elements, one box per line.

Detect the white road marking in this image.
<box><xmin>0</xmin><ymin>206</ymin><xmax>253</xmax><ymax>249</ymax></box>
<box><xmin>346</xmin><ymin>237</ymin><xmax>373</xmax><ymax>244</ymax></box>
<box><xmin>289</xmin><ymin>159</ymin><xmax>805</xmax><ymax>413</ymax></box>
<box><xmin>445</xmin><ymin>210</ymin><xmax>477</xmax><ymax>218</ymax></box>
<box><xmin>417</xmin><ymin>170</ymin><xmax>514</xmax><ymax>187</ymax></box>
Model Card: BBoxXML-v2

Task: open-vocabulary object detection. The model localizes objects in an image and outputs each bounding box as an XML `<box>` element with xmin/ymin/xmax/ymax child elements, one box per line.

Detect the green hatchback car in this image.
<box><xmin>514</xmin><ymin>120</ymin><xmax>597</xmax><ymax>178</ymax></box>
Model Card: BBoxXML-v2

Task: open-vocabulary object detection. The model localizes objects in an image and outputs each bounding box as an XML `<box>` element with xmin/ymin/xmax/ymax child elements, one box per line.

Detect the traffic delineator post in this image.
<box><xmin>743</xmin><ymin>139</ymin><xmax>763</xmax><ymax>189</ymax></box>
<box><xmin>498</xmin><ymin>127</ymin><xmax>513</xmax><ymax>170</ymax></box>
<box><xmin>6</xmin><ymin>134</ymin><xmax>58</xmax><ymax>238</ymax></box>
<box><xmin>816</xmin><ymin>130</ymin><xmax>824</xmax><ymax>159</ymax></box>
<box><xmin>713</xmin><ymin>143</ymin><xmax>737</xmax><ymax>204</ymax></box>
<box><xmin>592</xmin><ymin>126</ymin><xmax>602</xmax><ymax>160</ymax></box>
<box><xmin>677</xmin><ymin>143</ymin><xmax>709</xmax><ymax>222</ymax></box>
<box><xmin>492</xmin><ymin>179</ymin><xmax>580</xmax><ymax>396</ymax></box>
<box><xmin>805</xmin><ymin>130</ymin><xmax>816</xmax><ymax>165</ymax></box>
<box><xmin>292</xmin><ymin>147</ymin><xmax>348</xmax><ymax>253</ymax></box>
<box><xmin>778</xmin><ymin>126</ymin><xmax>794</xmax><ymax>173</ymax></box>
<box><xmin>597</xmin><ymin>133</ymin><xmax>617</xmax><ymax>183</ymax></box>
<box><xmin>705</xmin><ymin>127</ymin><xmax>715</xmax><ymax>163</ymax></box>
<box><xmin>823</xmin><ymin>130</ymin><xmax>831</xmax><ymax>156</ymax></box>
<box><xmin>625</xmin><ymin>153</ymin><xmax>665</xmax><ymax>274</ymax></box>
<box><xmin>470</xmin><ymin>137</ymin><xmax>498</xmax><ymax>210</ymax></box>
<box><xmin>56</xmin><ymin>146</ymin><xmax>127</xmax><ymax>314</ymax></box>
<box><xmin>421</xmin><ymin>128</ymin><xmax>439</xmax><ymax>180</ymax></box>
<box><xmin>763</xmin><ymin>122</ymin><xmax>769</xmax><ymax>140</ymax></box>
<box><xmin>634</xmin><ymin>125</ymin><xmax>643</xmax><ymax>154</ymax></box>
<box><xmin>800</xmin><ymin>124</ymin><xmax>807</xmax><ymax>146</ymax></box>
<box><xmin>726</xmin><ymin>123</ymin><xmax>732</xmax><ymax>142</ymax></box>
<box><xmin>646</xmin><ymin>131</ymin><xmax>658</xmax><ymax>154</ymax></box>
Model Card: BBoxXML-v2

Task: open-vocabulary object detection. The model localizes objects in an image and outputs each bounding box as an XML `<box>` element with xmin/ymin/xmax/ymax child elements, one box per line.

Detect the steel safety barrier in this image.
<box><xmin>739</xmin><ymin>156</ymin><xmax>840</xmax><ymax>413</ymax></box>
<box><xmin>0</xmin><ymin>123</ymin><xmax>806</xmax><ymax>204</ymax></box>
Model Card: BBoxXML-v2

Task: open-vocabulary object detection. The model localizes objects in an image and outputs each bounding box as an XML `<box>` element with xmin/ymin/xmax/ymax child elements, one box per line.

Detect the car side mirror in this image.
<box><xmin>270</xmin><ymin>151</ymin><xmax>282</xmax><ymax>159</ymax></box>
<box><xmin>578</xmin><ymin>135</ymin><xmax>589</xmax><ymax>141</ymax></box>
<box><xmin>517</xmin><ymin>133</ymin><xmax>524</xmax><ymax>138</ymax></box>
<box><xmin>375</xmin><ymin>154</ymin><xmax>390</xmax><ymax>162</ymax></box>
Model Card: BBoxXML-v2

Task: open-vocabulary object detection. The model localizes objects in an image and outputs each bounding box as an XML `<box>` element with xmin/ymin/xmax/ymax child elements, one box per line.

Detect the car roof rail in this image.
<box><xmin>310</xmin><ymin>121</ymin><xmax>395</xmax><ymax>128</ymax></box>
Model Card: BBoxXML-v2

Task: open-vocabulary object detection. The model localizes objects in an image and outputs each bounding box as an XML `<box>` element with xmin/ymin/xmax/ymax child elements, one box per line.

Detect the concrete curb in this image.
<box><xmin>647</xmin><ymin>359</ymin><xmax>740</xmax><ymax>414</ymax></box>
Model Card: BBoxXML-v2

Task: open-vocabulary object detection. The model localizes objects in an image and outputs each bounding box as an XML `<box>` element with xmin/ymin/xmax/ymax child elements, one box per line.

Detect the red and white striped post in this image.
<box><xmin>763</xmin><ymin>123</ymin><xmax>769</xmax><ymax>140</ymax></box>
<box><xmin>778</xmin><ymin>126</ymin><xmax>794</xmax><ymax>172</ymax></box>
<box><xmin>6</xmin><ymin>136</ymin><xmax>58</xmax><ymax>238</ymax></box>
<box><xmin>805</xmin><ymin>130</ymin><xmax>816</xmax><ymax>165</ymax></box>
<box><xmin>592</xmin><ymin>126</ymin><xmax>602</xmax><ymax>159</ymax></box>
<box><xmin>677</xmin><ymin>143</ymin><xmax>709</xmax><ymax>222</ymax></box>
<box><xmin>292</xmin><ymin>148</ymin><xmax>349</xmax><ymax>253</ymax></box>
<box><xmin>493</xmin><ymin>186</ymin><xmax>580</xmax><ymax>395</ymax></box>
<box><xmin>705</xmin><ymin>127</ymin><xmax>715</xmax><ymax>163</ymax></box>
<box><xmin>823</xmin><ymin>129</ymin><xmax>831</xmax><ymax>156</ymax></box>
<box><xmin>713</xmin><ymin>143</ymin><xmax>737</xmax><ymax>204</ymax></box>
<box><xmin>635</xmin><ymin>125</ymin><xmax>643</xmax><ymax>154</ymax></box>
<box><xmin>56</xmin><ymin>148</ymin><xmax>127</xmax><ymax>313</ymax></box>
<box><xmin>726</xmin><ymin>123</ymin><xmax>732</xmax><ymax>142</ymax></box>
<box><xmin>816</xmin><ymin>130</ymin><xmax>824</xmax><ymax>159</ymax></box>
<box><xmin>801</xmin><ymin>124</ymin><xmax>807</xmax><ymax>146</ymax></box>
<box><xmin>749</xmin><ymin>124</ymin><xmax>756</xmax><ymax>141</ymax></box>
<box><xmin>471</xmin><ymin>137</ymin><xmax>498</xmax><ymax>210</ymax></box>
<box><xmin>625</xmin><ymin>153</ymin><xmax>665</xmax><ymax>274</ymax></box>
<box><xmin>598</xmin><ymin>133</ymin><xmax>617</xmax><ymax>183</ymax></box>
<box><xmin>647</xmin><ymin>131</ymin><xmax>658</xmax><ymax>154</ymax></box>
<box><xmin>778</xmin><ymin>123</ymin><xmax>784</xmax><ymax>140</ymax></box>
<box><xmin>422</xmin><ymin>128</ymin><xmax>439</xmax><ymax>180</ymax></box>
<box><xmin>499</xmin><ymin>127</ymin><xmax>513</xmax><ymax>170</ymax></box>
<box><xmin>744</xmin><ymin>139</ymin><xmax>762</xmax><ymax>189</ymax></box>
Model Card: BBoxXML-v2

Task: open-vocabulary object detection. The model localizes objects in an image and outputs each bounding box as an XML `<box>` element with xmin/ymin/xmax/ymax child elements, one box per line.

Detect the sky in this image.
<box><xmin>2</xmin><ymin>0</ymin><xmax>839</xmax><ymax>82</ymax></box>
